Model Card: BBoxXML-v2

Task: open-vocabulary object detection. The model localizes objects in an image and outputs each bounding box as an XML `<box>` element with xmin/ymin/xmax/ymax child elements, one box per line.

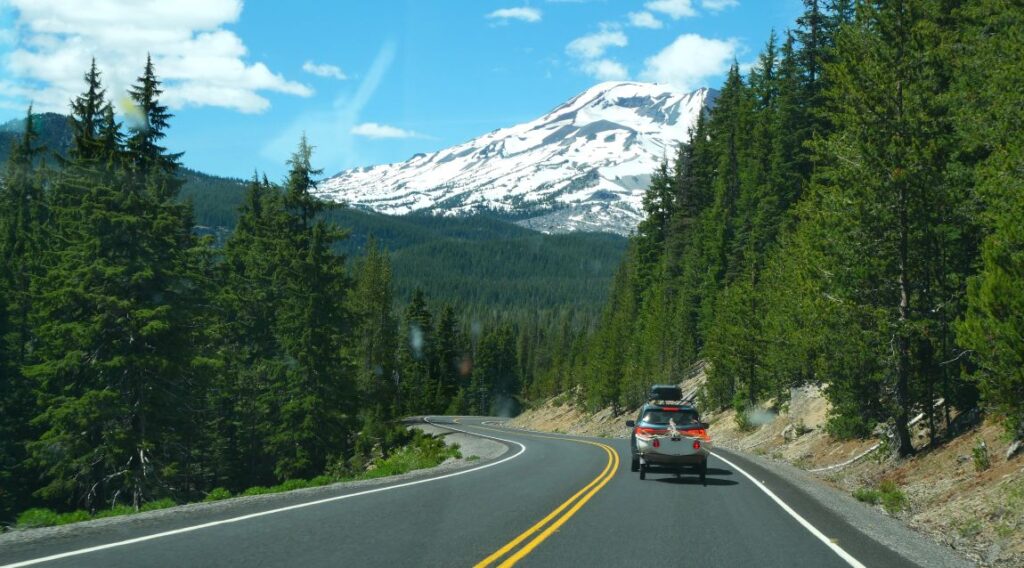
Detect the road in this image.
<box><xmin>0</xmin><ymin>417</ymin><xmax>955</xmax><ymax>567</ymax></box>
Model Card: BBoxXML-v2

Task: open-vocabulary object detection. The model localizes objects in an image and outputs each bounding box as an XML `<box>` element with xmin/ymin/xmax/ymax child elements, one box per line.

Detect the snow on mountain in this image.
<box><xmin>316</xmin><ymin>81</ymin><xmax>715</xmax><ymax>235</ymax></box>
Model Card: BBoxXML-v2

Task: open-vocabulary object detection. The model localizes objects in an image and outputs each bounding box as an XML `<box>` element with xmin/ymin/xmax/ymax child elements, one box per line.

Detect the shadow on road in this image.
<box><xmin>652</xmin><ymin>476</ymin><xmax>738</xmax><ymax>486</ymax></box>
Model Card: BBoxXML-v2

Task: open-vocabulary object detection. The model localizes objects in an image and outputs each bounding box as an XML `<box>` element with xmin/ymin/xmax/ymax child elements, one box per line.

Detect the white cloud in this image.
<box><xmin>566</xmin><ymin>26</ymin><xmax>629</xmax><ymax>81</ymax></box>
<box><xmin>351</xmin><ymin>122</ymin><xmax>424</xmax><ymax>139</ymax></box>
<box><xmin>640</xmin><ymin>34</ymin><xmax>738</xmax><ymax>92</ymax></box>
<box><xmin>264</xmin><ymin>41</ymin><xmax>396</xmax><ymax>172</ymax></box>
<box><xmin>486</xmin><ymin>7</ymin><xmax>542</xmax><ymax>23</ymax></box>
<box><xmin>303</xmin><ymin>61</ymin><xmax>347</xmax><ymax>80</ymax></box>
<box><xmin>701</xmin><ymin>0</ymin><xmax>739</xmax><ymax>11</ymax></box>
<box><xmin>2</xmin><ymin>0</ymin><xmax>312</xmax><ymax>114</ymax></box>
<box><xmin>628</xmin><ymin>12</ymin><xmax>663</xmax><ymax>29</ymax></box>
<box><xmin>644</xmin><ymin>0</ymin><xmax>697</xmax><ymax>19</ymax></box>
<box><xmin>566</xmin><ymin>29</ymin><xmax>627</xmax><ymax>59</ymax></box>
<box><xmin>582</xmin><ymin>59</ymin><xmax>628</xmax><ymax>81</ymax></box>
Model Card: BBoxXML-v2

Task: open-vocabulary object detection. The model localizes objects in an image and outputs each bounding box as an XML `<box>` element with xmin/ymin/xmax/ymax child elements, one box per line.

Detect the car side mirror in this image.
<box><xmin>700</xmin><ymin>421</ymin><xmax>710</xmax><ymax>429</ymax></box>
<box><xmin>625</xmin><ymin>420</ymin><xmax>635</xmax><ymax>428</ymax></box>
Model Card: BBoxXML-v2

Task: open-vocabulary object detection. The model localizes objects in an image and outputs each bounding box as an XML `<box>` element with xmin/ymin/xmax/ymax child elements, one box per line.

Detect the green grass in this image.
<box><xmin>956</xmin><ymin>517</ymin><xmax>983</xmax><ymax>538</ymax></box>
<box><xmin>204</xmin><ymin>487</ymin><xmax>233</xmax><ymax>502</ymax></box>
<box><xmin>878</xmin><ymin>480</ymin><xmax>909</xmax><ymax>513</ymax></box>
<box><xmin>355</xmin><ymin>433</ymin><xmax>461</xmax><ymax>481</ymax></box>
<box><xmin>853</xmin><ymin>480</ymin><xmax>908</xmax><ymax>514</ymax></box>
<box><xmin>16</xmin><ymin>499</ymin><xmax>177</xmax><ymax>529</ymax></box>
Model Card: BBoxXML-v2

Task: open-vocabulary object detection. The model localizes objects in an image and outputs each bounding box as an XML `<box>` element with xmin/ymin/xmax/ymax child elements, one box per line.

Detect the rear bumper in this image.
<box><xmin>639</xmin><ymin>453</ymin><xmax>706</xmax><ymax>467</ymax></box>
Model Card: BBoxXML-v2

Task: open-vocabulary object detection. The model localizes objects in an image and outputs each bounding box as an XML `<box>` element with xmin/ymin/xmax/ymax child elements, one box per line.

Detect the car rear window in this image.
<box><xmin>641</xmin><ymin>409</ymin><xmax>700</xmax><ymax>426</ymax></box>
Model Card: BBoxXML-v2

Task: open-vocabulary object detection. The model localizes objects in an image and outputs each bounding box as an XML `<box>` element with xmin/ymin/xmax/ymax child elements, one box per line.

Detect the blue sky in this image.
<box><xmin>0</xmin><ymin>0</ymin><xmax>803</xmax><ymax>180</ymax></box>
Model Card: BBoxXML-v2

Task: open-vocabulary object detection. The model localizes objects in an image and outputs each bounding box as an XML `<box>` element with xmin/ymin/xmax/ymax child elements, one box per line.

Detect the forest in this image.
<box><xmin>0</xmin><ymin>57</ymin><xmax>587</xmax><ymax>524</ymax></box>
<box><xmin>533</xmin><ymin>0</ymin><xmax>1023</xmax><ymax>457</ymax></box>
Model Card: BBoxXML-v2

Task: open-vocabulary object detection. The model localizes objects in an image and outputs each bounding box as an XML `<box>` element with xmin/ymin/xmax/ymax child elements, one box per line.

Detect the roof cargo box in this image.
<box><xmin>649</xmin><ymin>384</ymin><xmax>682</xmax><ymax>402</ymax></box>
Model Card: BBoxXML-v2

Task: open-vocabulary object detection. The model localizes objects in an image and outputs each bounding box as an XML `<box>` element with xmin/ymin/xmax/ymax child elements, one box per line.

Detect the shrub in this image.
<box><xmin>309</xmin><ymin>475</ymin><xmax>333</xmax><ymax>487</ymax></box>
<box><xmin>93</xmin><ymin>505</ymin><xmax>135</xmax><ymax>519</ymax></box>
<box><xmin>17</xmin><ymin>508</ymin><xmax>63</xmax><ymax>528</ymax></box>
<box><xmin>853</xmin><ymin>487</ymin><xmax>881</xmax><ymax>505</ymax></box>
<box><xmin>204</xmin><ymin>487</ymin><xmax>233</xmax><ymax>502</ymax></box>
<box><xmin>956</xmin><ymin>517</ymin><xmax>983</xmax><ymax>538</ymax></box>
<box><xmin>853</xmin><ymin>481</ymin><xmax>908</xmax><ymax>514</ymax></box>
<box><xmin>826</xmin><ymin>414</ymin><xmax>873</xmax><ymax>440</ymax></box>
<box><xmin>279</xmin><ymin>479</ymin><xmax>310</xmax><ymax>491</ymax></box>
<box><xmin>878</xmin><ymin>480</ymin><xmax>908</xmax><ymax>513</ymax></box>
<box><xmin>140</xmin><ymin>498</ymin><xmax>176</xmax><ymax>512</ymax></box>
<box><xmin>732</xmin><ymin>395</ymin><xmax>754</xmax><ymax>431</ymax></box>
<box><xmin>972</xmin><ymin>439</ymin><xmax>991</xmax><ymax>472</ymax></box>
<box><xmin>242</xmin><ymin>486</ymin><xmax>272</xmax><ymax>496</ymax></box>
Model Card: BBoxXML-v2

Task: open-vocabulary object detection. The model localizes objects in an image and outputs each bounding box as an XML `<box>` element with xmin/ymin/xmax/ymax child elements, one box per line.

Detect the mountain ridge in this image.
<box><xmin>317</xmin><ymin>81</ymin><xmax>716</xmax><ymax>235</ymax></box>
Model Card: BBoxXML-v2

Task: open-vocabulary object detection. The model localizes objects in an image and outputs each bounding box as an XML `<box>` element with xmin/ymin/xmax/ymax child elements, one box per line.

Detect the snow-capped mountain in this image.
<box><xmin>316</xmin><ymin>82</ymin><xmax>715</xmax><ymax>235</ymax></box>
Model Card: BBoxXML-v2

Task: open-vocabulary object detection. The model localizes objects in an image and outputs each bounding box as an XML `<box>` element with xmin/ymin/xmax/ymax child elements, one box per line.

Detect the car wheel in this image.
<box><xmin>639</xmin><ymin>463</ymin><xmax>646</xmax><ymax>480</ymax></box>
<box><xmin>631</xmin><ymin>457</ymin><xmax>639</xmax><ymax>472</ymax></box>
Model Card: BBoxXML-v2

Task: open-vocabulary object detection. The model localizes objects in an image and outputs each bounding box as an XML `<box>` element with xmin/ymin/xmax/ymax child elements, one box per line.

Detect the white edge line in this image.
<box><xmin>711</xmin><ymin>451</ymin><xmax>866</xmax><ymax>568</ymax></box>
<box><xmin>1</xmin><ymin>417</ymin><xmax>526</xmax><ymax>568</ymax></box>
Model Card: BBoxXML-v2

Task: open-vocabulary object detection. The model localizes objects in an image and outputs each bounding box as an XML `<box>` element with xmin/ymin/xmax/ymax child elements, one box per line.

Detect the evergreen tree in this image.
<box><xmin>0</xmin><ymin>106</ymin><xmax>48</xmax><ymax>519</ymax></box>
<box><xmin>956</xmin><ymin>0</ymin><xmax>1024</xmax><ymax>438</ymax></box>
<box><xmin>350</xmin><ymin>236</ymin><xmax>398</xmax><ymax>409</ymax></box>
<box><xmin>268</xmin><ymin>137</ymin><xmax>355</xmax><ymax>480</ymax></box>
<box><xmin>398</xmin><ymin>289</ymin><xmax>434</xmax><ymax>414</ymax></box>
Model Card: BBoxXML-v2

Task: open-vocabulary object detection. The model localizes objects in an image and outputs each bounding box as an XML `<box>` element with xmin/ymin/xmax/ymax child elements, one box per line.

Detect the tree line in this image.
<box><xmin>0</xmin><ymin>59</ymin><xmax>562</xmax><ymax>522</ymax></box>
<box><xmin>538</xmin><ymin>0</ymin><xmax>1023</xmax><ymax>454</ymax></box>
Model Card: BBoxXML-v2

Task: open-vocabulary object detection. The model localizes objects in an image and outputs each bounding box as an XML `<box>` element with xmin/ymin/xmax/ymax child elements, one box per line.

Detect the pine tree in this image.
<box><xmin>350</xmin><ymin>237</ymin><xmax>398</xmax><ymax>410</ymax></box>
<box><xmin>207</xmin><ymin>174</ymin><xmax>284</xmax><ymax>489</ymax></box>
<box><xmin>126</xmin><ymin>55</ymin><xmax>181</xmax><ymax>186</ymax></box>
<box><xmin>433</xmin><ymin>305</ymin><xmax>462</xmax><ymax>411</ymax></box>
<box><xmin>268</xmin><ymin>137</ymin><xmax>355</xmax><ymax>480</ymax></box>
<box><xmin>956</xmin><ymin>0</ymin><xmax>1024</xmax><ymax>438</ymax></box>
<box><xmin>0</xmin><ymin>106</ymin><xmax>48</xmax><ymax>519</ymax></box>
<box><xmin>397</xmin><ymin>289</ymin><xmax>434</xmax><ymax>414</ymax></box>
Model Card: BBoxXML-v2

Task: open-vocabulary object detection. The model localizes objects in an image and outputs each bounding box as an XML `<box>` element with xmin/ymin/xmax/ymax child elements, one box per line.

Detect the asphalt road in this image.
<box><xmin>0</xmin><ymin>417</ymin><xmax>958</xmax><ymax>567</ymax></box>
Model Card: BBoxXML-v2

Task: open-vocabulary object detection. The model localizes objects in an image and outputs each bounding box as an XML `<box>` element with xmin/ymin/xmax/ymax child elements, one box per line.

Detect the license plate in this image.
<box><xmin>671</xmin><ymin>437</ymin><xmax>681</xmax><ymax>441</ymax></box>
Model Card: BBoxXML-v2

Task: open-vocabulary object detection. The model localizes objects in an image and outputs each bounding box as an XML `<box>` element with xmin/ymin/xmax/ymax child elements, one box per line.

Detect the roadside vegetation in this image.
<box><xmin>11</xmin><ymin>431</ymin><xmax>458</xmax><ymax>530</ymax></box>
<box><xmin>853</xmin><ymin>480</ymin><xmax>909</xmax><ymax>514</ymax></box>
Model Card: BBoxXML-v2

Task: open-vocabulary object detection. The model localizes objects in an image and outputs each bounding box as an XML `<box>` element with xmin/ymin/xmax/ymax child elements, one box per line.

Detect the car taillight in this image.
<box><xmin>693</xmin><ymin>440</ymin><xmax>701</xmax><ymax>450</ymax></box>
<box><xmin>653</xmin><ymin>439</ymin><xmax>660</xmax><ymax>448</ymax></box>
<box><xmin>682</xmin><ymin>428</ymin><xmax>710</xmax><ymax>441</ymax></box>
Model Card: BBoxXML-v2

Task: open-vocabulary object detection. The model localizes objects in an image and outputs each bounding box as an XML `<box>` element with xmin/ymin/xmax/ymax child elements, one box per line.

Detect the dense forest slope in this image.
<box><xmin>2</xmin><ymin>116</ymin><xmax>627</xmax><ymax>314</ymax></box>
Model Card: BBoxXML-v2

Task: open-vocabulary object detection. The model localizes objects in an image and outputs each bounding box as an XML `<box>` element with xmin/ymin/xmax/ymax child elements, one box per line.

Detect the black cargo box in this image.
<box><xmin>649</xmin><ymin>384</ymin><xmax>682</xmax><ymax>402</ymax></box>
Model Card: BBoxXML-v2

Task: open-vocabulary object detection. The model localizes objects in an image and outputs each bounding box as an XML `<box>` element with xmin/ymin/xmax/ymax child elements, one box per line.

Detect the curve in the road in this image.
<box><xmin>1</xmin><ymin>420</ymin><xmax>527</xmax><ymax>568</ymax></box>
<box><xmin>471</xmin><ymin>429</ymin><xmax>618</xmax><ymax>567</ymax></box>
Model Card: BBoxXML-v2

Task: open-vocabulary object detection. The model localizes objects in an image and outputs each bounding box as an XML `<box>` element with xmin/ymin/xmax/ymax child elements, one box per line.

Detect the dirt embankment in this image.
<box><xmin>509</xmin><ymin>371</ymin><xmax>1023</xmax><ymax>567</ymax></box>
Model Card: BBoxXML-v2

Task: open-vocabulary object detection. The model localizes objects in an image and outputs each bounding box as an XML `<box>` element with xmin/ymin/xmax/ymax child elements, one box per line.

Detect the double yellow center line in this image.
<box><xmin>474</xmin><ymin>434</ymin><xmax>619</xmax><ymax>567</ymax></box>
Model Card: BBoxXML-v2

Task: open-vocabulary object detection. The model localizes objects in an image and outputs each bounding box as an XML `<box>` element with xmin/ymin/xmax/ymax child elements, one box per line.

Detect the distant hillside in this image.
<box><xmin>3</xmin><ymin>114</ymin><xmax>627</xmax><ymax>313</ymax></box>
<box><xmin>180</xmin><ymin>172</ymin><xmax>627</xmax><ymax>311</ymax></box>
<box><xmin>0</xmin><ymin>112</ymin><xmax>72</xmax><ymax>165</ymax></box>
